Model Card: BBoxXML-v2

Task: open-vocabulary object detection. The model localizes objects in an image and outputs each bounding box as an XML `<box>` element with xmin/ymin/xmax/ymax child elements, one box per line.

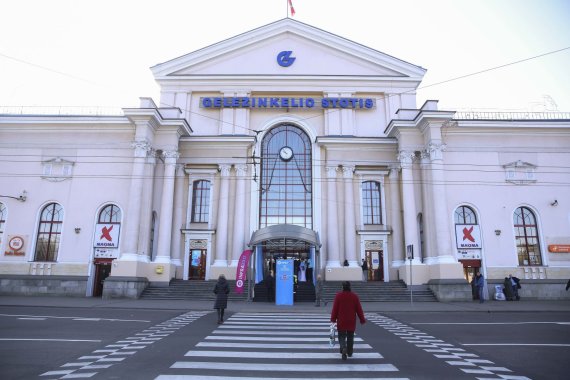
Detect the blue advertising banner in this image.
<box><xmin>276</xmin><ymin>259</ymin><xmax>294</xmax><ymax>306</ymax></box>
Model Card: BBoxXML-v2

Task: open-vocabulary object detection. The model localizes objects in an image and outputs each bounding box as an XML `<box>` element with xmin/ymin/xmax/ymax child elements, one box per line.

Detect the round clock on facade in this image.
<box><xmin>279</xmin><ymin>146</ymin><xmax>294</xmax><ymax>161</ymax></box>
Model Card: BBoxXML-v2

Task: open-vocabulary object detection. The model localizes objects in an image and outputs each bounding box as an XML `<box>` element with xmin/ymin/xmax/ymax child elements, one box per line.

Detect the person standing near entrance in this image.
<box><xmin>213</xmin><ymin>274</ymin><xmax>230</xmax><ymax>324</ymax></box>
<box><xmin>330</xmin><ymin>281</ymin><xmax>366</xmax><ymax>360</ymax></box>
<box><xmin>265</xmin><ymin>271</ymin><xmax>275</xmax><ymax>302</ymax></box>
<box><xmin>474</xmin><ymin>271</ymin><xmax>485</xmax><ymax>303</ymax></box>
<box><xmin>361</xmin><ymin>259</ymin><xmax>368</xmax><ymax>282</ymax></box>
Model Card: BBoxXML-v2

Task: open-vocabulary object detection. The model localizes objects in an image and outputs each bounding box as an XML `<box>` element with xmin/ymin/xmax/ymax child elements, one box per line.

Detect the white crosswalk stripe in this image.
<box><xmin>155</xmin><ymin>312</ymin><xmax>407</xmax><ymax>380</ymax></box>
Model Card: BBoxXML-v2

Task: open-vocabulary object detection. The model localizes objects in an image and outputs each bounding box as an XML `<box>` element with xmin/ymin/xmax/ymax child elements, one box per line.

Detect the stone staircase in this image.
<box><xmin>323</xmin><ymin>280</ymin><xmax>438</xmax><ymax>302</ymax></box>
<box><xmin>140</xmin><ymin>279</ymin><xmax>437</xmax><ymax>302</ymax></box>
<box><xmin>253</xmin><ymin>280</ymin><xmax>315</xmax><ymax>302</ymax></box>
<box><xmin>139</xmin><ymin>280</ymin><xmax>248</xmax><ymax>301</ymax></box>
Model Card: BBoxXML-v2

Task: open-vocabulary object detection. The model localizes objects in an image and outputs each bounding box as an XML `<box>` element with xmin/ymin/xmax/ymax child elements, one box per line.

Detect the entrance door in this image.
<box><xmin>365</xmin><ymin>250</ymin><xmax>384</xmax><ymax>281</ymax></box>
<box><xmin>93</xmin><ymin>259</ymin><xmax>112</xmax><ymax>297</ymax></box>
<box><xmin>188</xmin><ymin>249</ymin><xmax>206</xmax><ymax>280</ymax></box>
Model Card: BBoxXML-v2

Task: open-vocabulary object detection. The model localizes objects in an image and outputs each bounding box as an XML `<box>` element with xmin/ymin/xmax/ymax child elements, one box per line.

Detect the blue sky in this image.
<box><xmin>1</xmin><ymin>0</ymin><xmax>569</xmax><ymax>111</ymax></box>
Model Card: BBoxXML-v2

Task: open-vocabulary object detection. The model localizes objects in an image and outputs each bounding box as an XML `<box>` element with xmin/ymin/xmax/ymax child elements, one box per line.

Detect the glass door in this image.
<box><xmin>189</xmin><ymin>249</ymin><xmax>206</xmax><ymax>280</ymax></box>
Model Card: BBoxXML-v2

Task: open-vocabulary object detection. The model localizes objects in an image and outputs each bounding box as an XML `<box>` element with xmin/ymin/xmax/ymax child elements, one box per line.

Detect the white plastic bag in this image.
<box><xmin>329</xmin><ymin>322</ymin><xmax>337</xmax><ymax>347</ymax></box>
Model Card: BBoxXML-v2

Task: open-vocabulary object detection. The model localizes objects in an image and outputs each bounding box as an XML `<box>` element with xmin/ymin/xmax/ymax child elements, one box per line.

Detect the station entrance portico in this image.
<box><xmin>249</xmin><ymin>224</ymin><xmax>321</xmax><ymax>302</ymax></box>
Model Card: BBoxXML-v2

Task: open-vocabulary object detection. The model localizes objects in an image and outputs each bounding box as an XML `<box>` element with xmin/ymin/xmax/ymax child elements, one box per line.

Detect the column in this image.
<box><xmin>388</xmin><ymin>165</ymin><xmax>404</xmax><ymax>266</ymax></box>
<box><xmin>170</xmin><ymin>164</ymin><xmax>185</xmax><ymax>266</ymax></box>
<box><xmin>419</xmin><ymin>150</ymin><xmax>434</xmax><ymax>261</ymax></box>
<box><xmin>342</xmin><ymin>165</ymin><xmax>357</xmax><ymax>265</ymax></box>
<box><xmin>231</xmin><ymin>164</ymin><xmax>248</xmax><ymax>266</ymax></box>
<box><xmin>398</xmin><ymin>150</ymin><xmax>420</xmax><ymax>263</ymax></box>
<box><xmin>325</xmin><ymin>166</ymin><xmax>340</xmax><ymax>267</ymax></box>
<box><xmin>121</xmin><ymin>139</ymin><xmax>152</xmax><ymax>259</ymax></box>
<box><xmin>155</xmin><ymin>150</ymin><xmax>180</xmax><ymax>263</ymax></box>
<box><xmin>427</xmin><ymin>142</ymin><xmax>456</xmax><ymax>263</ymax></box>
<box><xmin>214</xmin><ymin>164</ymin><xmax>231</xmax><ymax>266</ymax></box>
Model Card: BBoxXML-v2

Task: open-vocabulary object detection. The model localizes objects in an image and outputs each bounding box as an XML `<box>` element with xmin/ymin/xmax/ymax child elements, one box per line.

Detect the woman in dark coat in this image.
<box><xmin>213</xmin><ymin>274</ymin><xmax>230</xmax><ymax>324</ymax></box>
<box><xmin>330</xmin><ymin>281</ymin><xmax>366</xmax><ymax>360</ymax></box>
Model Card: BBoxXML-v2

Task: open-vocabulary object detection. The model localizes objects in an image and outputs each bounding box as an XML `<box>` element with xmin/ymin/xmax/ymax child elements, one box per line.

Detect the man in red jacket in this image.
<box><xmin>330</xmin><ymin>281</ymin><xmax>366</xmax><ymax>360</ymax></box>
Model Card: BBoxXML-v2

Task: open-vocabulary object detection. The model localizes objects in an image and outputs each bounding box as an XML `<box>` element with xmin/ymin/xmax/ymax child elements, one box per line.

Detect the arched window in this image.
<box><xmin>34</xmin><ymin>203</ymin><xmax>64</xmax><ymax>262</ymax></box>
<box><xmin>98</xmin><ymin>204</ymin><xmax>121</xmax><ymax>224</ymax></box>
<box><xmin>259</xmin><ymin>124</ymin><xmax>312</xmax><ymax>228</ymax></box>
<box><xmin>513</xmin><ymin>206</ymin><xmax>542</xmax><ymax>266</ymax></box>
<box><xmin>362</xmin><ymin>181</ymin><xmax>382</xmax><ymax>225</ymax></box>
<box><xmin>0</xmin><ymin>202</ymin><xmax>6</xmax><ymax>246</ymax></box>
<box><xmin>454</xmin><ymin>205</ymin><xmax>477</xmax><ymax>224</ymax></box>
<box><xmin>191</xmin><ymin>180</ymin><xmax>211</xmax><ymax>223</ymax></box>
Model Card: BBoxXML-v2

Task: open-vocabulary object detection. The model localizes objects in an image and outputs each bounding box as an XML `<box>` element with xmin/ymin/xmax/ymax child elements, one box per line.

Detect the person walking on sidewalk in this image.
<box><xmin>213</xmin><ymin>274</ymin><xmax>230</xmax><ymax>324</ymax></box>
<box><xmin>330</xmin><ymin>281</ymin><xmax>366</xmax><ymax>360</ymax></box>
<box><xmin>314</xmin><ymin>274</ymin><xmax>324</xmax><ymax>307</ymax></box>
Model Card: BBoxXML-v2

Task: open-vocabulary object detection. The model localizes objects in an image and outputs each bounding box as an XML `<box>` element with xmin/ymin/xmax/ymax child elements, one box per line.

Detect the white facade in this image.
<box><xmin>1</xmin><ymin>19</ymin><xmax>569</xmax><ymax>298</ymax></box>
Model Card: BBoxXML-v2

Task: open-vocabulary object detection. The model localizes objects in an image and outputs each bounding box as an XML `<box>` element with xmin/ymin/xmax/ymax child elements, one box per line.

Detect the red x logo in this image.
<box><xmin>100</xmin><ymin>225</ymin><xmax>113</xmax><ymax>241</ymax></box>
<box><xmin>462</xmin><ymin>226</ymin><xmax>475</xmax><ymax>242</ymax></box>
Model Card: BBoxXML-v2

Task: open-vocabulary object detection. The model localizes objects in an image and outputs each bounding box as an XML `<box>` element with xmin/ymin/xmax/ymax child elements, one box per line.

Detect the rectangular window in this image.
<box><xmin>191</xmin><ymin>180</ymin><xmax>211</xmax><ymax>223</ymax></box>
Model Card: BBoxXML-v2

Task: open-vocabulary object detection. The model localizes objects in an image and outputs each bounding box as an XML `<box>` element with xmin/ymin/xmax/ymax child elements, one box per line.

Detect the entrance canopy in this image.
<box><xmin>249</xmin><ymin>224</ymin><xmax>321</xmax><ymax>252</ymax></box>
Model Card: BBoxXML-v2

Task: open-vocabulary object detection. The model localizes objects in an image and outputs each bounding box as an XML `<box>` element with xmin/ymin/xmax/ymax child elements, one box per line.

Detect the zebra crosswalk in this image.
<box><xmin>155</xmin><ymin>312</ymin><xmax>407</xmax><ymax>380</ymax></box>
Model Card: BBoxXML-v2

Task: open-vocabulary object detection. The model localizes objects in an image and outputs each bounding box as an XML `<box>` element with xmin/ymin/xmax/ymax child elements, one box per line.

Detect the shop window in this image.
<box><xmin>362</xmin><ymin>181</ymin><xmax>382</xmax><ymax>225</ymax></box>
<box><xmin>513</xmin><ymin>206</ymin><xmax>542</xmax><ymax>266</ymax></box>
<box><xmin>34</xmin><ymin>203</ymin><xmax>64</xmax><ymax>262</ymax></box>
<box><xmin>191</xmin><ymin>180</ymin><xmax>211</xmax><ymax>223</ymax></box>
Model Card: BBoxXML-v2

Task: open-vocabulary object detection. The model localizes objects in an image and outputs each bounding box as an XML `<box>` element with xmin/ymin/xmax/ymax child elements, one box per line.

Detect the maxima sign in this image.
<box><xmin>455</xmin><ymin>224</ymin><xmax>482</xmax><ymax>249</ymax></box>
<box><xmin>200</xmin><ymin>96</ymin><xmax>375</xmax><ymax>109</ymax></box>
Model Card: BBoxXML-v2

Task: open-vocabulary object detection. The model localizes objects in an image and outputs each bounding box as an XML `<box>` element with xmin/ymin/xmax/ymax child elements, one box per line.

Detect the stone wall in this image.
<box><xmin>102</xmin><ymin>276</ymin><xmax>149</xmax><ymax>299</ymax></box>
<box><xmin>427</xmin><ymin>279</ymin><xmax>473</xmax><ymax>301</ymax></box>
<box><xmin>429</xmin><ymin>278</ymin><xmax>570</xmax><ymax>301</ymax></box>
<box><xmin>0</xmin><ymin>275</ymin><xmax>87</xmax><ymax>296</ymax></box>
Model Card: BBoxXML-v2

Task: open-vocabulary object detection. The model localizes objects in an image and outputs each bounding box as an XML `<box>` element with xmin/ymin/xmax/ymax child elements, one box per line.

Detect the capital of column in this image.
<box><xmin>426</xmin><ymin>141</ymin><xmax>446</xmax><ymax>161</ymax></box>
<box><xmin>341</xmin><ymin>165</ymin><xmax>355</xmax><ymax>179</ymax></box>
<box><xmin>397</xmin><ymin>150</ymin><xmax>416</xmax><ymax>168</ymax></box>
<box><xmin>419</xmin><ymin>149</ymin><xmax>431</xmax><ymax>165</ymax></box>
<box><xmin>389</xmin><ymin>164</ymin><xmax>401</xmax><ymax>177</ymax></box>
<box><xmin>235</xmin><ymin>164</ymin><xmax>248</xmax><ymax>177</ymax></box>
<box><xmin>131</xmin><ymin>139</ymin><xmax>152</xmax><ymax>158</ymax></box>
<box><xmin>219</xmin><ymin>164</ymin><xmax>232</xmax><ymax>177</ymax></box>
<box><xmin>325</xmin><ymin>165</ymin><xmax>339</xmax><ymax>178</ymax></box>
<box><xmin>162</xmin><ymin>150</ymin><xmax>180</xmax><ymax>165</ymax></box>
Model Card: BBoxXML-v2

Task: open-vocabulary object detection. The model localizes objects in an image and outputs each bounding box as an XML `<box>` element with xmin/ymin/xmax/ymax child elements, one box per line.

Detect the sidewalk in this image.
<box><xmin>1</xmin><ymin>295</ymin><xmax>569</xmax><ymax>313</ymax></box>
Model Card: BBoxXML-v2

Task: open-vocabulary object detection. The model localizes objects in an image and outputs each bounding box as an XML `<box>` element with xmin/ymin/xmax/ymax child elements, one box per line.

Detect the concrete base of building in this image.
<box><xmin>324</xmin><ymin>266</ymin><xmax>362</xmax><ymax>281</ymax></box>
<box><xmin>428</xmin><ymin>279</ymin><xmax>473</xmax><ymax>301</ymax></box>
<box><xmin>0</xmin><ymin>274</ymin><xmax>88</xmax><ymax>297</ymax></box>
<box><xmin>102</xmin><ymin>276</ymin><xmax>149</xmax><ymax>299</ymax></box>
<box><xmin>486</xmin><ymin>278</ymin><xmax>570</xmax><ymax>300</ymax></box>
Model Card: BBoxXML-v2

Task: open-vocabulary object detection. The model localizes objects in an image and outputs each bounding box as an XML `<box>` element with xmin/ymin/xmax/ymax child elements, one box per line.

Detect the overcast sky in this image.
<box><xmin>1</xmin><ymin>0</ymin><xmax>569</xmax><ymax>112</ymax></box>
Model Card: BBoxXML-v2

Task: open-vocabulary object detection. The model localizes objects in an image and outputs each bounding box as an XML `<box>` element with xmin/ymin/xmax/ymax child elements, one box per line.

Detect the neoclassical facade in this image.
<box><xmin>1</xmin><ymin>19</ymin><xmax>569</xmax><ymax>299</ymax></box>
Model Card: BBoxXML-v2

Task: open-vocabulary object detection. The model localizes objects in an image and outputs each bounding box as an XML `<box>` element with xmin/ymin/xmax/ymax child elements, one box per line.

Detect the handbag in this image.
<box><xmin>329</xmin><ymin>322</ymin><xmax>337</xmax><ymax>347</ymax></box>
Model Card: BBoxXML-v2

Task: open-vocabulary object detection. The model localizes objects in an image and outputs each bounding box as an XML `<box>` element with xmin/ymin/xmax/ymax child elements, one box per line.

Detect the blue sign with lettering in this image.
<box><xmin>276</xmin><ymin>259</ymin><xmax>294</xmax><ymax>305</ymax></box>
<box><xmin>277</xmin><ymin>51</ymin><xmax>296</xmax><ymax>67</ymax></box>
<box><xmin>200</xmin><ymin>96</ymin><xmax>375</xmax><ymax>109</ymax></box>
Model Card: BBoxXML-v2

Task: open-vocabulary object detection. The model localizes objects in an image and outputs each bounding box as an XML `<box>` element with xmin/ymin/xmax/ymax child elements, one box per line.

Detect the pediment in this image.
<box><xmin>151</xmin><ymin>19</ymin><xmax>425</xmax><ymax>80</ymax></box>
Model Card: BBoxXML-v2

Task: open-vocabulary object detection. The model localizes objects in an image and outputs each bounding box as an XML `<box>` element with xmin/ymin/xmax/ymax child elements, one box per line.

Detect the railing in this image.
<box><xmin>454</xmin><ymin>111</ymin><xmax>570</xmax><ymax>120</ymax></box>
<box><xmin>0</xmin><ymin>106</ymin><xmax>124</xmax><ymax>116</ymax></box>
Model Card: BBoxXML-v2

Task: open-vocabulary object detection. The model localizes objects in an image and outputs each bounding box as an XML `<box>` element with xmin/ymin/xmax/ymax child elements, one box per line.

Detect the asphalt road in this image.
<box><xmin>1</xmin><ymin>306</ymin><xmax>568</xmax><ymax>380</ymax></box>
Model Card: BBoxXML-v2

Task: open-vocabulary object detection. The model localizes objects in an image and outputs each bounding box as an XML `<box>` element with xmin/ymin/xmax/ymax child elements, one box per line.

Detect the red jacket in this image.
<box><xmin>330</xmin><ymin>290</ymin><xmax>366</xmax><ymax>331</ymax></box>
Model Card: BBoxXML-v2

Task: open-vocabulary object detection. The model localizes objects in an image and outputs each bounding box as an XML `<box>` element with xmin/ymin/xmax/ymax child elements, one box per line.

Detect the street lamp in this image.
<box><xmin>0</xmin><ymin>190</ymin><xmax>27</xmax><ymax>202</ymax></box>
